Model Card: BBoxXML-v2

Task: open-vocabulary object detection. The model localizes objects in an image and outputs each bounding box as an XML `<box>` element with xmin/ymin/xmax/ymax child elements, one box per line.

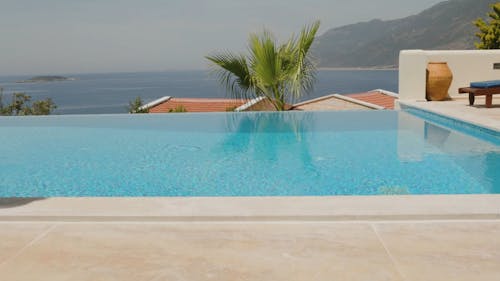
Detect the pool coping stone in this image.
<box><xmin>0</xmin><ymin>195</ymin><xmax>499</xmax><ymax>222</ymax></box>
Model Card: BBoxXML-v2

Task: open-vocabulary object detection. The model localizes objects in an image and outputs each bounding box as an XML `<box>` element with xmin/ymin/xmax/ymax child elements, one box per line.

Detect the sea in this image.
<box><xmin>0</xmin><ymin>70</ymin><xmax>398</xmax><ymax>115</ymax></box>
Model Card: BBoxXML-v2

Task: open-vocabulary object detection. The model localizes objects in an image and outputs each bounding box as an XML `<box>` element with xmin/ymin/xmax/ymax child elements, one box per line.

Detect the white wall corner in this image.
<box><xmin>398</xmin><ymin>50</ymin><xmax>427</xmax><ymax>101</ymax></box>
<box><xmin>398</xmin><ymin>49</ymin><xmax>500</xmax><ymax>101</ymax></box>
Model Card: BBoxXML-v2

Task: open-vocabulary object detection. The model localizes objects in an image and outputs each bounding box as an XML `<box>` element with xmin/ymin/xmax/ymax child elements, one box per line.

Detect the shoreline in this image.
<box><xmin>1</xmin><ymin>68</ymin><xmax>399</xmax><ymax>78</ymax></box>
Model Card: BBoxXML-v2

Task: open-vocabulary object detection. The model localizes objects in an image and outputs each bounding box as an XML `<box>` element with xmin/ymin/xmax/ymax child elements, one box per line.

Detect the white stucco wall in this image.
<box><xmin>398</xmin><ymin>50</ymin><xmax>500</xmax><ymax>101</ymax></box>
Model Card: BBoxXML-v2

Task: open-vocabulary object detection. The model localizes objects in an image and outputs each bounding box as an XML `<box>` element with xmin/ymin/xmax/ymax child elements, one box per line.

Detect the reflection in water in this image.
<box><xmin>223</xmin><ymin>112</ymin><xmax>315</xmax><ymax>133</ymax></box>
<box><xmin>485</xmin><ymin>153</ymin><xmax>500</xmax><ymax>193</ymax></box>
<box><xmin>424</xmin><ymin>122</ymin><xmax>450</xmax><ymax>149</ymax></box>
<box><xmin>0</xmin><ymin>110</ymin><xmax>498</xmax><ymax>196</ymax></box>
<box><xmin>219</xmin><ymin>112</ymin><xmax>315</xmax><ymax>167</ymax></box>
<box><xmin>398</xmin><ymin>111</ymin><xmax>500</xmax><ymax>193</ymax></box>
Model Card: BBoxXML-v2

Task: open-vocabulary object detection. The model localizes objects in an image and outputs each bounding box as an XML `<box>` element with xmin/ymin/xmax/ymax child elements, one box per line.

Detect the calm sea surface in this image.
<box><xmin>0</xmin><ymin>70</ymin><xmax>398</xmax><ymax>115</ymax></box>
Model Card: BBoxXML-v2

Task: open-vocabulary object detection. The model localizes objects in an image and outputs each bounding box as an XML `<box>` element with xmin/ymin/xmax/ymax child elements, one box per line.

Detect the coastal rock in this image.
<box><xmin>16</xmin><ymin>76</ymin><xmax>75</xmax><ymax>83</ymax></box>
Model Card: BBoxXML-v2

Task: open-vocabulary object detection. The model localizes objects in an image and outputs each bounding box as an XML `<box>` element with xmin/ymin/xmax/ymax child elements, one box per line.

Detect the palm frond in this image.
<box><xmin>286</xmin><ymin>21</ymin><xmax>320</xmax><ymax>101</ymax></box>
<box><xmin>206</xmin><ymin>52</ymin><xmax>253</xmax><ymax>100</ymax></box>
<box><xmin>298</xmin><ymin>21</ymin><xmax>320</xmax><ymax>54</ymax></box>
<box><xmin>248</xmin><ymin>31</ymin><xmax>281</xmax><ymax>89</ymax></box>
<box><xmin>206</xmin><ymin>21</ymin><xmax>321</xmax><ymax>110</ymax></box>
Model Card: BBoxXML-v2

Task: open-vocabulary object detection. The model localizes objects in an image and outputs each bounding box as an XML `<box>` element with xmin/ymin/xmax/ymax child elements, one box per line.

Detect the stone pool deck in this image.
<box><xmin>0</xmin><ymin>196</ymin><xmax>499</xmax><ymax>280</ymax></box>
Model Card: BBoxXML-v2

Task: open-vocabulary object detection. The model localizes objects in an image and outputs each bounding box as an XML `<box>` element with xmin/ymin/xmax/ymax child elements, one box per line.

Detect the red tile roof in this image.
<box><xmin>345</xmin><ymin>91</ymin><xmax>397</xmax><ymax>109</ymax></box>
<box><xmin>149</xmin><ymin>98</ymin><xmax>247</xmax><ymax>113</ymax></box>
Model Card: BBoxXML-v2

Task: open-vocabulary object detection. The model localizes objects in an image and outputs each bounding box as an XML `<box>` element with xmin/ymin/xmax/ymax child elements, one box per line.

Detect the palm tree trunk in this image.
<box><xmin>271</xmin><ymin>86</ymin><xmax>285</xmax><ymax>111</ymax></box>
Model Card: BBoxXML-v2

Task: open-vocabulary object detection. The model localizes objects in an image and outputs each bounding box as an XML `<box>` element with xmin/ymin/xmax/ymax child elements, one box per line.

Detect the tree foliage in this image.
<box><xmin>0</xmin><ymin>89</ymin><xmax>56</xmax><ymax>116</ymax></box>
<box><xmin>168</xmin><ymin>105</ymin><xmax>187</xmax><ymax>113</ymax></box>
<box><xmin>206</xmin><ymin>21</ymin><xmax>320</xmax><ymax>111</ymax></box>
<box><xmin>128</xmin><ymin>96</ymin><xmax>149</xmax><ymax>113</ymax></box>
<box><xmin>474</xmin><ymin>3</ymin><xmax>500</xmax><ymax>49</ymax></box>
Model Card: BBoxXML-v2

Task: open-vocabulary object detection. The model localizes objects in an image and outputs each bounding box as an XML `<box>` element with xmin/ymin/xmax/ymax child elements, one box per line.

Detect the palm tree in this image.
<box><xmin>206</xmin><ymin>21</ymin><xmax>320</xmax><ymax>111</ymax></box>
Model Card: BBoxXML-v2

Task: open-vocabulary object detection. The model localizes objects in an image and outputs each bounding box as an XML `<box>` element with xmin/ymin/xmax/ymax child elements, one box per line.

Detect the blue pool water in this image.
<box><xmin>0</xmin><ymin>111</ymin><xmax>498</xmax><ymax>197</ymax></box>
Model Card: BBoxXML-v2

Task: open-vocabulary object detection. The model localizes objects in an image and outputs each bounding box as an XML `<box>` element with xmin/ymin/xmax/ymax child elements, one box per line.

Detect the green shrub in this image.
<box><xmin>0</xmin><ymin>90</ymin><xmax>57</xmax><ymax>116</ymax></box>
<box><xmin>474</xmin><ymin>3</ymin><xmax>500</xmax><ymax>49</ymax></box>
<box><xmin>169</xmin><ymin>105</ymin><xmax>187</xmax><ymax>113</ymax></box>
<box><xmin>128</xmin><ymin>96</ymin><xmax>149</xmax><ymax>113</ymax></box>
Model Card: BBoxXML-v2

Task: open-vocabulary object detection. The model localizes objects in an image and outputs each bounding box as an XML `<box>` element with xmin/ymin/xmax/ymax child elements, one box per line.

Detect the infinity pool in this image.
<box><xmin>0</xmin><ymin>111</ymin><xmax>498</xmax><ymax>197</ymax></box>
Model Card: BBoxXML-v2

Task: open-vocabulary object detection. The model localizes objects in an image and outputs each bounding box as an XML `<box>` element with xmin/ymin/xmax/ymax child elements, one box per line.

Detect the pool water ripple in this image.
<box><xmin>0</xmin><ymin>111</ymin><xmax>498</xmax><ymax>197</ymax></box>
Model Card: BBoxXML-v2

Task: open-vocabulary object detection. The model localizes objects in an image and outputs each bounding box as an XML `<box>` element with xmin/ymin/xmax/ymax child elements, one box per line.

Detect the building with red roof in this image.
<box><xmin>141</xmin><ymin>90</ymin><xmax>397</xmax><ymax>113</ymax></box>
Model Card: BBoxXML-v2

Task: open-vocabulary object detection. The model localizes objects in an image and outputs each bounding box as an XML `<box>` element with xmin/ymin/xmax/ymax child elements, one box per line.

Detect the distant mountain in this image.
<box><xmin>314</xmin><ymin>0</ymin><xmax>497</xmax><ymax>68</ymax></box>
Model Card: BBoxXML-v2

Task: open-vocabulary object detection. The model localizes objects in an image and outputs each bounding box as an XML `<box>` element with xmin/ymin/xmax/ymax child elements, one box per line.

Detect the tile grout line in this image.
<box><xmin>0</xmin><ymin>223</ymin><xmax>59</xmax><ymax>269</ymax></box>
<box><xmin>370</xmin><ymin>223</ymin><xmax>408</xmax><ymax>281</ymax></box>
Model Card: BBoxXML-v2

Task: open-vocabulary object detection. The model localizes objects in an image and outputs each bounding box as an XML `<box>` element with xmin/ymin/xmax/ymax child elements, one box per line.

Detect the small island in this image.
<box><xmin>16</xmin><ymin>76</ymin><xmax>76</xmax><ymax>83</ymax></box>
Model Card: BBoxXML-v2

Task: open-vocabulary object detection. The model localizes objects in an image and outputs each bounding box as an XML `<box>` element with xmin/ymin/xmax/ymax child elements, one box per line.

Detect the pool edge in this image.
<box><xmin>1</xmin><ymin>195</ymin><xmax>499</xmax><ymax>222</ymax></box>
<box><xmin>398</xmin><ymin>100</ymin><xmax>500</xmax><ymax>134</ymax></box>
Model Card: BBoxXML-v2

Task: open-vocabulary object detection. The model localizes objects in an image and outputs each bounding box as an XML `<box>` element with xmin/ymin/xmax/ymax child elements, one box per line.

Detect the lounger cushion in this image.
<box><xmin>470</xmin><ymin>80</ymin><xmax>500</xmax><ymax>88</ymax></box>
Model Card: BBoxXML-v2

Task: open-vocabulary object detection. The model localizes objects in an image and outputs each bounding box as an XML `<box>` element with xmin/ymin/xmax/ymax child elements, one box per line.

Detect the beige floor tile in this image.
<box><xmin>0</xmin><ymin>223</ymin><xmax>54</xmax><ymax>266</ymax></box>
<box><xmin>375</xmin><ymin>222</ymin><xmax>500</xmax><ymax>281</ymax></box>
<box><xmin>0</xmin><ymin>223</ymin><xmax>401</xmax><ymax>281</ymax></box>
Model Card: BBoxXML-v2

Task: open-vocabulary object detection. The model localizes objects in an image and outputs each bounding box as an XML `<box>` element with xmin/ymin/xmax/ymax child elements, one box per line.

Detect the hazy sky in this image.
<box><xmin>1</xmin><ymin>0</ymin><xmax>444</xmax><ymax>75</ymax></box>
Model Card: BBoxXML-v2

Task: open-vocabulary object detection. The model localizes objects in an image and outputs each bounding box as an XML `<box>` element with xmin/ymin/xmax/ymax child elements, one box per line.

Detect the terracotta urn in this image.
<box><xmin>426</xmin><ymin>62</ymin><xmax>453</xmax><ymax>101</ymax></box>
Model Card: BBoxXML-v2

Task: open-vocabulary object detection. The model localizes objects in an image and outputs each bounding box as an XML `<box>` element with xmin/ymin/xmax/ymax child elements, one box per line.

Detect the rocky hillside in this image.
<box><xmin>314</xmin><ymin>0</ymin><xmax>497</xmax><ymax>68</ymax></box>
